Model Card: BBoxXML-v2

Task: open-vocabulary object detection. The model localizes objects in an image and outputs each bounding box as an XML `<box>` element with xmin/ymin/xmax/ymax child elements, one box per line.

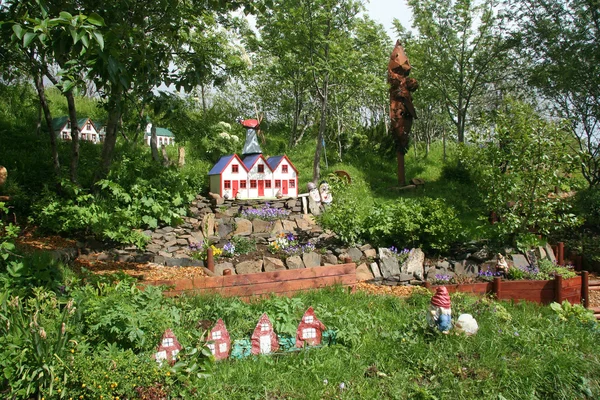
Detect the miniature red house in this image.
<box><xmin>251</xmin><ymin>313</ymin><xmax>279</xmax><ymax>355</ymax></box>
<box><xmin>295</xmin><ymin>307</ymin><xmax>326</xmax><ymax>347</ymax></box>
<box><xmin>154</xmin><ymin>328</ymin><xmax>182</xmax><ymax>365</ymax></box>
<box><xmin>207</xmin><ymin>319</ymin><xmax>231</xmax><ymax>360</ymax></box>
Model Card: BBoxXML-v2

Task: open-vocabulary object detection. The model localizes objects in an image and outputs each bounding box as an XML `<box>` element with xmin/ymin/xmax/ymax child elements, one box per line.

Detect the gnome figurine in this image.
<box><xmin>427</xmin><ymin>286</ymin><xmax>452</xmax><ymax>333</ymax></box>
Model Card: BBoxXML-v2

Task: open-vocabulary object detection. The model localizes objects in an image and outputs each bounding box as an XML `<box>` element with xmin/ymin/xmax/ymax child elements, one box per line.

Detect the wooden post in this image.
<box><xmin>493</xmin><ymin>277</ymin><xmax>501</xmax><ymax>299</ymax></box>
<box><xmin>557</xmin><ymin>242</ymin><xmax>564</xmax><ymax>266</ymax></box>
<box><xmin>424</xmin><ymin>281</ymin><xmax>431</xmax><ymax>290</ymax></box>
<box><xmin>554</xmin><ymin>274</ymin><xmax>563</xmax><ymax>303</ymax></box>
<box><xmin>223</xmin><ymin>268</ymin><xmax>232</xmax><ymax>276</ymax></box>
<box><xmin>343</xmin><ymin>257</ymin><xmax>352</xmax><ymax>264</ymax></box>
<box><xmin>582</xmin><ymin>271</ymin><xmax>589</xmax><ymax>309</ymax></box>
<box><xmin>206</xmin><ymin>247</ymin><xmax>214</xmax><ymax>273</ymax></box>
<box><xmin>397</xmin><ymin>151</ymin><xmax>406</xmax><ymax>186</ymax></box>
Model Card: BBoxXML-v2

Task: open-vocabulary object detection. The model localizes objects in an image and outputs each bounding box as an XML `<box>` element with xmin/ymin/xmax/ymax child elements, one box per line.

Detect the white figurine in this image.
<box><xmin>319</xmin><ymin>181</ymin><xmax>332</xmax><ymax>205</ymax></box>
<box><xmin>455</xmin><ymin>314</ymin><xmax>479</xmax><ymax>336</ymax></box>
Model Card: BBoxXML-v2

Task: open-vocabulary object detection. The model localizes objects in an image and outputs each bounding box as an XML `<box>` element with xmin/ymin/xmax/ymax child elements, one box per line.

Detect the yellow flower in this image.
<box><xmin>166</xmin><ymin>371</ymin><xmax>171</xmax><ymax>376</ymax></box>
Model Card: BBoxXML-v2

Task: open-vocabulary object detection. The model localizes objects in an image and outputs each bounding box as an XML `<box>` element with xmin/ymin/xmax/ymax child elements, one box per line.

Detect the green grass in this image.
<box><xmin>172</xmin><ymin>288</ymin><xmax>600</xmax><ymax>399</ymax></box>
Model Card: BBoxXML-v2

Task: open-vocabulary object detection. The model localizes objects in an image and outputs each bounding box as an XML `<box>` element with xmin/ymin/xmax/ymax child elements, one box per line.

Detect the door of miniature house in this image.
<box><xmin>258</xmin><ymin>180</ymin><xmax>264</xmax><ymax>197</ymax></box>
<box><xmin>282</xmin><ymin>180</ymin><xmax>288</xmax><ymax>195</ymax></box>
<box><xmin>259</xmin><ymin>335</ymin><xmax>271</xmax><ymax>354</ymax></box>
<box><xmin>232</xmin><ymin>181</ymin><xmax>239</xmax><ymax>198</ymax></box>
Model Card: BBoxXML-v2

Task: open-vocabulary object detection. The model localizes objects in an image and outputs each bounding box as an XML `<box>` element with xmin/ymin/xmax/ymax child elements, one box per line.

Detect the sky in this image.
<box><xmin>364</xmin><ymin>0</ymin><xmax>413</xmax><ymax>40</ymax></box>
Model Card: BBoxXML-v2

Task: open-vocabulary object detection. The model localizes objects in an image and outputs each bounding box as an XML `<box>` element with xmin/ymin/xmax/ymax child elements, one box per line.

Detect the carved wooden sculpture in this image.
<box><xmin>388</xmin><ymin>40</ymin><xmax>418</xmax><ymax>186</ymax></box>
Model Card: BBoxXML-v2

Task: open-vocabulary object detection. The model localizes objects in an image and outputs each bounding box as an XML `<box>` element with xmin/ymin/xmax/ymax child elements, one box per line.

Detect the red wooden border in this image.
<box><xmin>429</xmin><ymin>275</ymin><xmax>584</xmax><ymax>305</ymax></box>
<box><xmin>140</xmin><ymin>263</ymin><xmax>356</xmax><ymax>298</ymax></box>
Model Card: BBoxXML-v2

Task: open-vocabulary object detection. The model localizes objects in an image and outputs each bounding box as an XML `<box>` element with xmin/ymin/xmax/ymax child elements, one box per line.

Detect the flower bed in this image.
<box><xmin>425</xmin><ymin>273</ymin><xmax>587</xmax><ymax>305</ymax></box>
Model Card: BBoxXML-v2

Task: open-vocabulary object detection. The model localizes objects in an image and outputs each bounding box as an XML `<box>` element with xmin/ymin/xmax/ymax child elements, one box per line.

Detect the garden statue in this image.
<box><xmin>496</xmin><ymin>253</ymin><xmax>509</xmax><ymax>274</ymax></box>
<box><xmin>154</xmin><ymin>329</ymin><xmax>182</xmax><ymax>365</ymax></box>
<box><xmin>308</xmin><ymin>182</ymin><xmax>321</xmax><ymax>215</ymax></box>
<box><xmin>238</xmin><ymin>117</ymin><xmax>262</xmax><ymax>156</ymax></box>
<box><xmin>319</xmin><ymin>181</ymin><xmax>332</xmax><ymax>206</ymax></box>
<box><xmin>427</xmin><ymin>286</ymin><xmax>452</xmax><ymax>333</ymax></box>
<box><xmin>0</xmin><ymin>166</ymin><xmax>6</xmax><ymax>187</ymax></box>
<box><xmin>455</xmin><ymin>314</ymin><xmax>479</xmax><ymax>336</ymax></box>
<box><xmin>388</xmin><ymin>40</ymin><xmax>418</xmax><ymax>186</ymax></box>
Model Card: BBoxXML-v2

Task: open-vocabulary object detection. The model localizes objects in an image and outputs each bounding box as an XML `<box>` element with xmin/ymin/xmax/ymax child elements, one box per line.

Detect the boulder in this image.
<box><xmin>233</xmin><ymin>218</ymin><xmax>253</xmax><ymax>236</ymax></box>
<box><xmin>282</xmin><ymin>220</ymin><xmax>297</xmax><ymax>232</ymax></box>
<box><xmin>346</xmin><ymin>247</ymin><xmax>363</xmax><ymax>262</ymax></box>
<box><xmin>363</xmin><ymin>249</ymin><xmax>377</xmax><ymax>259</ymax></box>
<box><xmin>235</xmin><ymin>260</ymin><xmax>264</xmax><ymax>274</ymax></box>
<box><xmin>201</xmin><ymin>213</ymin><xmax>215</xmax><ymax>237</ymax></box>
<box><xmin>323</xmin><ymin>254</ymin><xmax>338</xmax><ymax>265</ymax></box>
<box><xmin>370</xmin><ymin>262</ymin><xmax>382</xmax><ymax>280</ymax></box>
<box><xmin>356</xmin><ymin>263</ymin><xmax>374</xmax><ymax>281</ymax></box>
<box><xmin>302</xmin><ymin>252</ymin><xmax>321</xmax><ymax>268</ymax></box>
<box><xmin>263</xmin><ymin>257</ymin><xmax>286</xmax><ymax>272</ymax></box>
<box><xmin>215</xmin><ymin>262</ymin><xmax>235</xmax><ymax>276</ymax></box>
<box><xmin>453</xmin><ymin>260</ymin><xmax>479</xmax><ymax>277</ymax></box>
<box><xmin>378</xmin><ymin>248</ymin><xmax>400</xmax><ymax>279</ymax></box>
<box><xmin>286</xmin><ymin>256</ymin><xmax>305</xmax><ymax>269</ymax></box>
<box><xmin>252</xmin><ymin>219</ymin><xmax>272</xmax><ymax>233</ymax></box>
<box><xmin>545</xmin><ymin>244</ymin><xmax>557</xmax><ymax>264</ymax></box>
<box><xmin>401</xmin><ymin>248</ymin><xmax>425</xmax><ymax>280</ymax></box>
<box><xmin>217</xmin><ymin>220</ymin><xmax>233</xmax><ymax>239</ymax></box>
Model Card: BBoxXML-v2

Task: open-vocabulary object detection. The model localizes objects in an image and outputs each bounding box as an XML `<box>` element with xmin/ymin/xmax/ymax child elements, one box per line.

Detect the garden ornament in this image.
<box><xmin>308</xmin><ymin>182</ymin><xmax>322</xmax><ymax>215</ymax></box>
<box><xmin>154</xmin><ymin>329</ymin><xmax>182</xmax><ymax>365</ymax></box>
<box><xmin>427</xmin><ymin>286</ymin><xmax>452</xmax><ymax>333</ymax></box>
<box><xmin>319</xmin><ymin>181</ymin><xmax>332</xmax><ymax>205</ymax></box>
<box><xmin>496</xmin><ymin>253</ymin><xmax>509</xmax><ymax>273</ymax></box>
<box><xmin>388</xmin><ymin>40</ymin><xmax>418</xmax><ymax>186</ymax></box>
<box><xmin>238</xmin><ymin>117</ymin><xmax>262</xmax><ymax>156</ymax></box>
<box><xmin>0</xmin><ymin>166</ymin><xmax>6</xmax><ymax>186</ymax></box>
<box><xmin>455</xmin><ymin>314</ymin><xmax>479</xmax><ymax>336</ymax></box>
<box><xmin>276</xmin><ymin>189</ymin><xmax>283</xmax><ymax>199</ymax></box>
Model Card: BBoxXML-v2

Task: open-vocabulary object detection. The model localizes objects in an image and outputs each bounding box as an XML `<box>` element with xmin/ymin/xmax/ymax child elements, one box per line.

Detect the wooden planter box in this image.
<box><xmin>426</xmin><ymin>273</ymin><xmax>588</xmax><ymax>306</ymax></box>
<box><xmin>140</xmin><ymin>263</ymin><xmax>356</xmax><ymax>299</ymax></box>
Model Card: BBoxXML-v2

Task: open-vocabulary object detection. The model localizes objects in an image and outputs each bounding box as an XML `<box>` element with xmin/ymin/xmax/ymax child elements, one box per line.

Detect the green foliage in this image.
<box><xmin>0</xmin><ymin>289</ymin><xmax>78</xmax><ymax>399</ymax></box>
<box><xmin>222</xmin><ymin>235</ymin><xmax>256</xmax><ymax>257</ymax></box>
<box><xmin>575</xmin><ymin>187</ymin><xmax>600</xmax><ymax>230</ymax></box>
<box><xmin>550</xmin><ymin>300</ymin><xmax>597</xmax><ymax>325</ymax></box>
<box><xmin>72</xmin><ymin>281</ymin><xmax>180</xmax><ymax>351</ymax></box>
<box><xmin>462</xmin><ymin>100</ymin><xmax>581</xmax><ymax>242</ymax></box>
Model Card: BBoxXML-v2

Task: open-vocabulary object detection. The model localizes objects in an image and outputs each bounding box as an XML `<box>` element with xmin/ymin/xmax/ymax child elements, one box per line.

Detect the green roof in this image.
<box><xmin>51</xmin><ymin>116</ymin><xmax>99</xmax><ymax>132</ymax></box>
<box><xmin>144</xmin><ymin>127</ymin><xmax>175</xmax><ymax>138</ymax></box>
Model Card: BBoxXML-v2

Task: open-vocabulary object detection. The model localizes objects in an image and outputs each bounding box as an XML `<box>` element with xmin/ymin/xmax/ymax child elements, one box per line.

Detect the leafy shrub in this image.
<box><xmin>0</xmin><ymin>289</ymin><xmax>78</xmax><ymax>399</ymax></box>
<box><xmin>72</xmin><ymin>281</ymin><xmax>180</xmax><ymax>351</ymax></box>
<box><xmin>364</xmin><ymin>197</ymin><xmax>463</xmax><ymax>253</ymax></box>
<box><xmin>461</xmin><ymin>99</ymin><xmax>581</xmax><ymax>241</ymax></box>
<box><xmin>550</xmin><ymin>300</ymin><xmax>597</xmax><ymax>325</ymax></box>
<box><xmin>440</xmin><ymin>160</ymin><xmax>472</xmax><ymax>184</ymax></box>
<box><xmin>575</xmin><ymin>187</ymin><xmax>600</xmax><ymax>230</ymax></box>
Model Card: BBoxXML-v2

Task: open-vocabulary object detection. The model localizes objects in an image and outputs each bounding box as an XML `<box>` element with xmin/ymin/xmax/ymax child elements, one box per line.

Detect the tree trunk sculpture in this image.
<box><xmin>388</xmin><ymin>40</ymin><xmax>419</xmax><ymax>186</ymax></box>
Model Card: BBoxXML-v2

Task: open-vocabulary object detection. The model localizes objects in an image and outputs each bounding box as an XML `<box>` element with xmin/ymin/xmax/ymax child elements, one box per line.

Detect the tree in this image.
<box><xmin>507</xmin><ymin>0</ymin><xmax>600</xmax><ymax>186</ymax></box>
<box><xmin>401</xmin><ymin>0</ymin><xmax>507</xmax><ymax>142</ymax></box>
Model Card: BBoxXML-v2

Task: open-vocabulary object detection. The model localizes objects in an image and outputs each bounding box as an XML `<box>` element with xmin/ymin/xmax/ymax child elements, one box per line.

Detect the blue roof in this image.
<box><xmin>242</xmin><ymin>154</ymin><xmax>261</xmax><ymax>170</ymax></box>
<box><xmin>266</xmin><ymin>156</ymin><xmax>285</xmax><ymax>170</ymax></box>
<box><xmin>209</xmin><ymin>155</ymin><xmax>237</xmax><ymax>175</ymax></box>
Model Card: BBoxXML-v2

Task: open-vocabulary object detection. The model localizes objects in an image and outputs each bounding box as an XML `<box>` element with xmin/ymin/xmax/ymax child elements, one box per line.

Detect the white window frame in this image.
<box><xmin>212</xmin><ymin>330</ymin><xmax>222</xmax><ymax>340</ymax></box>
<box><xmin>302</xmin><ymin>328</ymin><xmax>316</xmax><ymax>339</ymax></box>
<box><xmin>162</xmin><ymin>338</ymin><xmax>174</xmax><ymax>347</ymax></box>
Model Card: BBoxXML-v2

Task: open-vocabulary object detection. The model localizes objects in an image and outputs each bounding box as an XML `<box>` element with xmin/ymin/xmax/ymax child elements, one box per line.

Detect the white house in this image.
<box><xmin>144</xmin><ymin>123</ymin><xmax>175</xmax><ymax>147</ymax></box>
<box><xmin>208</xmin><ymin>153</ymin><xmax>298</xmax><ymax>199</ymax></box>
<box><xmin>52</xmin><ymin>116</ymin><xmax>104</xmax><ymax>144</ymax></box>
<box><xmin>243</xmin><ymin>154</ymin><xmax>274</xmax><ymax>198</ymax></box>
<box><xmin>266</xmin><ymin>155</ymin><xmax>298</xmax><ymax>198</ymax></box>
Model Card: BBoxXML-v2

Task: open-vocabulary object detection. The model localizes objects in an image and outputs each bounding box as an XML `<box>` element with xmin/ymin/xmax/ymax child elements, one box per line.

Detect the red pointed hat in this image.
<box><xmin>431</xmin><ymin>286</ymin><xmax>451</xmax><ymax>308</ymax></box>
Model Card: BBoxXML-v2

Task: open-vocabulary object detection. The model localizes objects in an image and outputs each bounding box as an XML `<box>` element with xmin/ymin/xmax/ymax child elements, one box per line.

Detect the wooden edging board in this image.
<box><xmin>140</xmin><ymin>263</ymin><xmax>356</xmax><ymax>299</ymax></box>
<box><xmin>426</xmin><ymin>274</ymin><xmax>586</xmax><ymax>306</ymax></box>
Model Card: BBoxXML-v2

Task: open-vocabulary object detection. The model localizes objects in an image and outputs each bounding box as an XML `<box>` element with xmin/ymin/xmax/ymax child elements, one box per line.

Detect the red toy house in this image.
<box><xmin>295</xmin><ymin>307</ymin><xmax>326</xmax><ymax>347</ymax></box>
<box><xmin>207</xmin><ymin>319</ymin><xmax>231</xmax><ymax>360</ymax></box>
<box><xmin>154</xmin><ymin>328</ymin><xmax>182</xmax><ymax>365</ymax></box>
<box><xmin>251</xmin><ymin>313</ymin><xmax>279</xmax><ymax>355</ymax></box>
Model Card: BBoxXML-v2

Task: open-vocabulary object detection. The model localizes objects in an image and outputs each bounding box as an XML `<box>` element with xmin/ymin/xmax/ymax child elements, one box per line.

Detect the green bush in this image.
<box><xmin>575</xmin><ymin>187</ymin><xmax>600</xmax><ymax>230</ymax></box>
<box><xmin>365</xmin><ymin>197</ymin><xmax>463</xmax><ymax>253</ymax></box>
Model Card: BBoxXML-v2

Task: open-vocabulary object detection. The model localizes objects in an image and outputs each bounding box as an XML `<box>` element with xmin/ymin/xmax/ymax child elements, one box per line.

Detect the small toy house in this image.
<box><xmin>154</xmin><ymin>328</ymin><xmax>182</xmax><ymax>365</ymax></box>
<box><xmin>295</xmin><ymin>307</ymin><xmax>326</xmax><ymax>347</ymax></box>
<box><xmin>207</xmin><ymin>319</ymin><xmax>231</xmax><ymax>360</ymax></box>
<box><xmin>267</xmin><ymin>155</ymin><xmax>298</xmax><ymax>198</ymax></box>
<box><xmin>251</xmin><ymin>313</ymin><xmax>279</xmax><ymax>355</ymax></box>
<box><xmin>243</xmin><ymin>154</ymin><xmax>274</xmax><ymax>198</ymax></box>
<box><xmin>208</xmin><ymin>154</ymin><xmax>247</xmax><ymax>199</ymax></box>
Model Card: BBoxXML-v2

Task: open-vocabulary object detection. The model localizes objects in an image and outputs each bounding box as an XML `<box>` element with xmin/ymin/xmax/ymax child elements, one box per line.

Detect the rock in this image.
<box><xmin>296</xmin><ymin>218</ymin><xmax>312</xmax><ymax>231</ymax></box>
<box><xmin>399</xmin><ymin>273</ymin><xmax>414</xmax><ymax>282</ymax></box>
<box><xmin>545</xmin><ymin>244</ymin><xmax>557</xmax><ymax>264</ymax></box>
<box><xmin>97</xmin><ymin>252</ymin><xmax>114</xmax><ymax>261</ymax></box>
<box><xmin>286</xmin><ymin>199</ymin><xmax>296</xmax><ymax>208</ymax></box>
<box><xmin>436</xmin><ymin>260</ymin><xmax>451</xmax><ymax>272</ymax></box>
<box><xmin>535</xmin><ymin>246</ymin><xmax>547</xmax><ymax>260</ymax></box>
<box><xmin>302</xmin><ymin>252</ymin><xmax>321</xmax><ymax>268</ymax></box>
<box><xmin>215</xmin><ymin>262</ymin><xmax>235</xmax><ymax>276</ymax></box>
<box><xmin>153</xmin><ymin>255</ymin><xmax>166</xmax><ymax>265</ymax></box>
<box><xmin>159</xmin><ymin>250</ymin><xmax>172</xmax><ymax>258</ymax></box>
<box><xmin>453</xmin><ymin>260</ymin><xmax>479</xmax><ymax>277</ymax></box>
<box><xmin>202</xmin><ymin>214</ymin><xmax>215</xmax><ymax>237</ymax></box>
<box><xmin>282</xmin><ymin>220</ymin><xmax>297</xmax><ymax>232</ymax></box>
<box><xmin>263</xmin><ymin>257</ymin><xmax>286</xmax><ymax>272</ymax></box>
<box><xmin>235</xmin><ymin>260</ymin><xmax>263</xmax><ymax>274</ymax></box>
<box><xmin>163</xmin><ymin>226</ymin><xmax>175</xmax><ymax>233</ymax></box>
<box><xmin>356</xmin><ymin>263</ymin><xmax>374</xmax><ymax>281</ymax></box>
<box><xmin>252</xmin><ymin>219</ymin><xmax>272</xmax><ymax>233</ymax></box>
<box><xmin>176</xmin><ymin>239</ymin><xmax>188</xmax><ymax>246</ymax></box>
<box><xmin>270</xmin><ymin>220</ymin><xmax>284</xmax><ymax>234</ymax></box>
<box><xmin>190</xmin><ymin>231</ymin><xmax>205</xmax><ymax>243</ymax></box>
<box><xmin>378</xmin><ymin>248</ymin><xmax>401</xmax><ymax>279</ymax></box>
<box><xmin>233</xmin><ymin>218</ymin><xmax>253</xmax><ymax>236</ymax></box>
<box><xmin>359</xmin><ymin>244</ymin><xmax>373</xmax><ymax>251</ymax></box>
<box><xmin>323</xmin><ymin>254</ymin><xmax>338</xmax><ymax>265</ymax></box>
<box><xmin>165</xmin><ymin>257</ymin><xmax>199</xmax><ymax>267</ymax></box>
<box><xmin>135</xmin><ymin>253</ymin><xmax>155</xmax><ymax>263</ymax></box>
<box><xmin>370</xmin><ymin>262</ymin><xmax>382</xmax><ymax>280</ymax></box>
<box><xmin>401</xmin><ymin>248</ymin><xmax>425</xmax><ymax>280</ymax></box>
<box><xmin>117</xmin><ymin>253</ymin><xmax>134</xmax><ymax>262</ymax></box>
<box><xmin>469</xmin><ymin>247</ymin><xmax>491</xmax><ymax>262</ymax></box>
<box><xmin>308</xmin><ymin>196</ymin><xmax>321</xmax><ymax>215</ymax></box>
<box><xmin>363</xmin><ymin>249</ymin><xmax>377</xmax><ymax>259</ymax></box>
<box><xmin>526</xmin><ymin>250</ymin><xmax>538</xmax><ymax>268</ymax></box>
<box><xmin>346</xmin><ymin>247</ymin><xmax>363</xmax><ymax>262</ymax></box>
<box><xmin>224</xmin><ymin>207</ymin><xmax>239</xmax><ymax>217</ymax></box>
<box><xmin>217</xmin><ymin>220</ymin><xmax>233</xmax><ymax>239</ymax></box>
<box><xmin>511</xmin><ymin>254</ymin><xmax>530</xmax><ymax>269</ymax></box>
<box><xmin>286</xmin><ymin>256</ymin><xmax>305</xmax><ymax>269</ymax></box>
<box><xmin>164</xmin><ymin>239</ymin><xmax>178</xmax><ymax>248</ymax></box>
